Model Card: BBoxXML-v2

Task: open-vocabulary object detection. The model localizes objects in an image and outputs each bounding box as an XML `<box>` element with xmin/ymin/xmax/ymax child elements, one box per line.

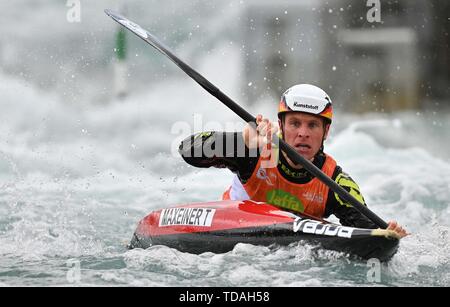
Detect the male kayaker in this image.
<box><xmin>179</xmin><ymin>84</ymin><xmax>408</xmax><ymax>237</ymax></box>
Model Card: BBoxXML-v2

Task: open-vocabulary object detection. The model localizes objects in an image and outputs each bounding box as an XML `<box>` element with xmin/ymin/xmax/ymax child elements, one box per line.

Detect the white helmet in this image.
<box><xmin>278</xmin><ymin>84</ymin><xmax>333</xmax><ymax>123</ymax></box>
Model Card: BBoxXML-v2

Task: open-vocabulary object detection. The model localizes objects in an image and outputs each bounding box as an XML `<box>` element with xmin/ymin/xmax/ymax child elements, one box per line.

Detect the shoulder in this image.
<box><xmin>333</xmin><ymin>168</ymin><xmax>365</xmax><ymax>207</ymax></box>
<box><xmin>322</xmin><ymin>153</ymin><xmax>354</xmax><ymax>184</ymax></box>
<box><xmin>333</xmin><ymin>166</ymin><xmax>362</xmax><ymax>191</ymax></box>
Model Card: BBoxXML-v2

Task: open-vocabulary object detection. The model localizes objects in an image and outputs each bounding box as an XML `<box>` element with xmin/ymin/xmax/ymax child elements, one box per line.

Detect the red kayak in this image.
<box><xmin>129</xmin><ymin>200</ymin><xmax>399</xmax><ymax>261</ymax></box>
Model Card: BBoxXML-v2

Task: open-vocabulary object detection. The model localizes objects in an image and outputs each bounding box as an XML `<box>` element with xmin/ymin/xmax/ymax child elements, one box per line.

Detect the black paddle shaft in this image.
<box><xmin>105</xmin><ymin>9</ymin><xmax>388</xmax><ymax>229</ymax></box>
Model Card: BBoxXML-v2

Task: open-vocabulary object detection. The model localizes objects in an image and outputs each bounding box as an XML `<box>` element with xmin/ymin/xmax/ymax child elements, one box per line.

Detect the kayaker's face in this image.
<box><xmin>280</xmin><ymin>112</ymin><xmax>330</xmax><ymax>161</ymax></box>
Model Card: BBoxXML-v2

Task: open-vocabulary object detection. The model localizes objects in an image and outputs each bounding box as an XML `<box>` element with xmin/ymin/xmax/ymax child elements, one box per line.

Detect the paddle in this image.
<box><xmin>104</xmin><ymin>9</ymin><xmax>389</xmax><ymax>229</ymax></box>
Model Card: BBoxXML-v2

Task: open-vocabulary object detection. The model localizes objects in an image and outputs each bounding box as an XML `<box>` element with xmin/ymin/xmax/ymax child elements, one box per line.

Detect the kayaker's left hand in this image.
<box><xmin>387</xmin><ymin>221</ymin><xmax>409</xmax><ymax>238</ymax></box>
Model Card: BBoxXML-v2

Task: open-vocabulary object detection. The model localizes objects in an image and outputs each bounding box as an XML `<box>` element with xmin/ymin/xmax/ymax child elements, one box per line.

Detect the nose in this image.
<box><xmin>297</xmin><ymin>125</ymin><xmax>310</xmax><ymax>138</ymax></box>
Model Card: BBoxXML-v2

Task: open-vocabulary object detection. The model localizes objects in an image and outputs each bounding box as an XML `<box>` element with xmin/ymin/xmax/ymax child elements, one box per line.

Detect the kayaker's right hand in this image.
<box><xmin>243</xmin><ymin>114</ymin><xmax>278</xmax><ymax>149</ymax></box>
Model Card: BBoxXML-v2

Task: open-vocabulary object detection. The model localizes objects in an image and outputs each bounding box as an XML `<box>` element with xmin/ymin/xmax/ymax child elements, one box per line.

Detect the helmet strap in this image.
<box><xmin>279</xmin><ymin>115</ymin><xmax>285</xmax><ymax>139</ymax></box>
<box><xmin>320</xmin><ymin>121</ymin><xmax>331</xmax><ymax>153</ymax></box>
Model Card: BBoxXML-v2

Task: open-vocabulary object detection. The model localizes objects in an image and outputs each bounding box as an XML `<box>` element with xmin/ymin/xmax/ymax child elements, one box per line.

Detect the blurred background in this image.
<box><xmin>0</xmin><ymin>0</ymin><xmax>448</xmax><ymax>158</ymax></box>
<box><xmin>1</xmin><ymin>0</ymin><xmax>448</xmax><ymax>107</ymax></box>
<box><xmin>0</xmin><ymin>0</ymin><xmax>449</xmax><ymax>286</ymax></box>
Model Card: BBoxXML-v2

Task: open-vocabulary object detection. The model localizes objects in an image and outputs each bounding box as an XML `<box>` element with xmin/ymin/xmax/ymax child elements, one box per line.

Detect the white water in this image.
<box><xmin>0</xmin><ymin>0</ymin><xmax>449</xmax><ymax>287</ymax></box>
<box><xmin>0</xmin><ymin>67</ymin><xmax>449</xmax><ymax>286</ymax></box>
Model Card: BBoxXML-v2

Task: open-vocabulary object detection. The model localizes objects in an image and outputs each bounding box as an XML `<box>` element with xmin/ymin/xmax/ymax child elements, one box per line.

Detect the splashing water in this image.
<box><xmin>0</xmin><ymin>66</ymin><xmax>449</xmax><ymax>286</ymax></box>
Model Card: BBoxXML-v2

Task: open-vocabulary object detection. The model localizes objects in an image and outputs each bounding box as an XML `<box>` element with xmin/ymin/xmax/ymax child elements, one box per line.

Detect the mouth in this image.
<box><xmin>295</xmin><ymin>144</ymin><xmax>311</xmax><ymax>150</ymax></box>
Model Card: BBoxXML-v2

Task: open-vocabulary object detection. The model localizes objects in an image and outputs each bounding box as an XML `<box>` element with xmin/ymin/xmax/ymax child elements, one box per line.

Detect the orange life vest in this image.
<box><xmin>223</xmin><ymin>152</ymin><xmax>337</xmax><ymax>218</ymax></box>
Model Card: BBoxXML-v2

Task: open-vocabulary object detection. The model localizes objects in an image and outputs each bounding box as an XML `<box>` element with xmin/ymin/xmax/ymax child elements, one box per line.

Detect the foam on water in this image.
<box><xmin>0</xmin><ymin>66</ymin><xmax>449</xmax><ymax>286</ymax></box>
